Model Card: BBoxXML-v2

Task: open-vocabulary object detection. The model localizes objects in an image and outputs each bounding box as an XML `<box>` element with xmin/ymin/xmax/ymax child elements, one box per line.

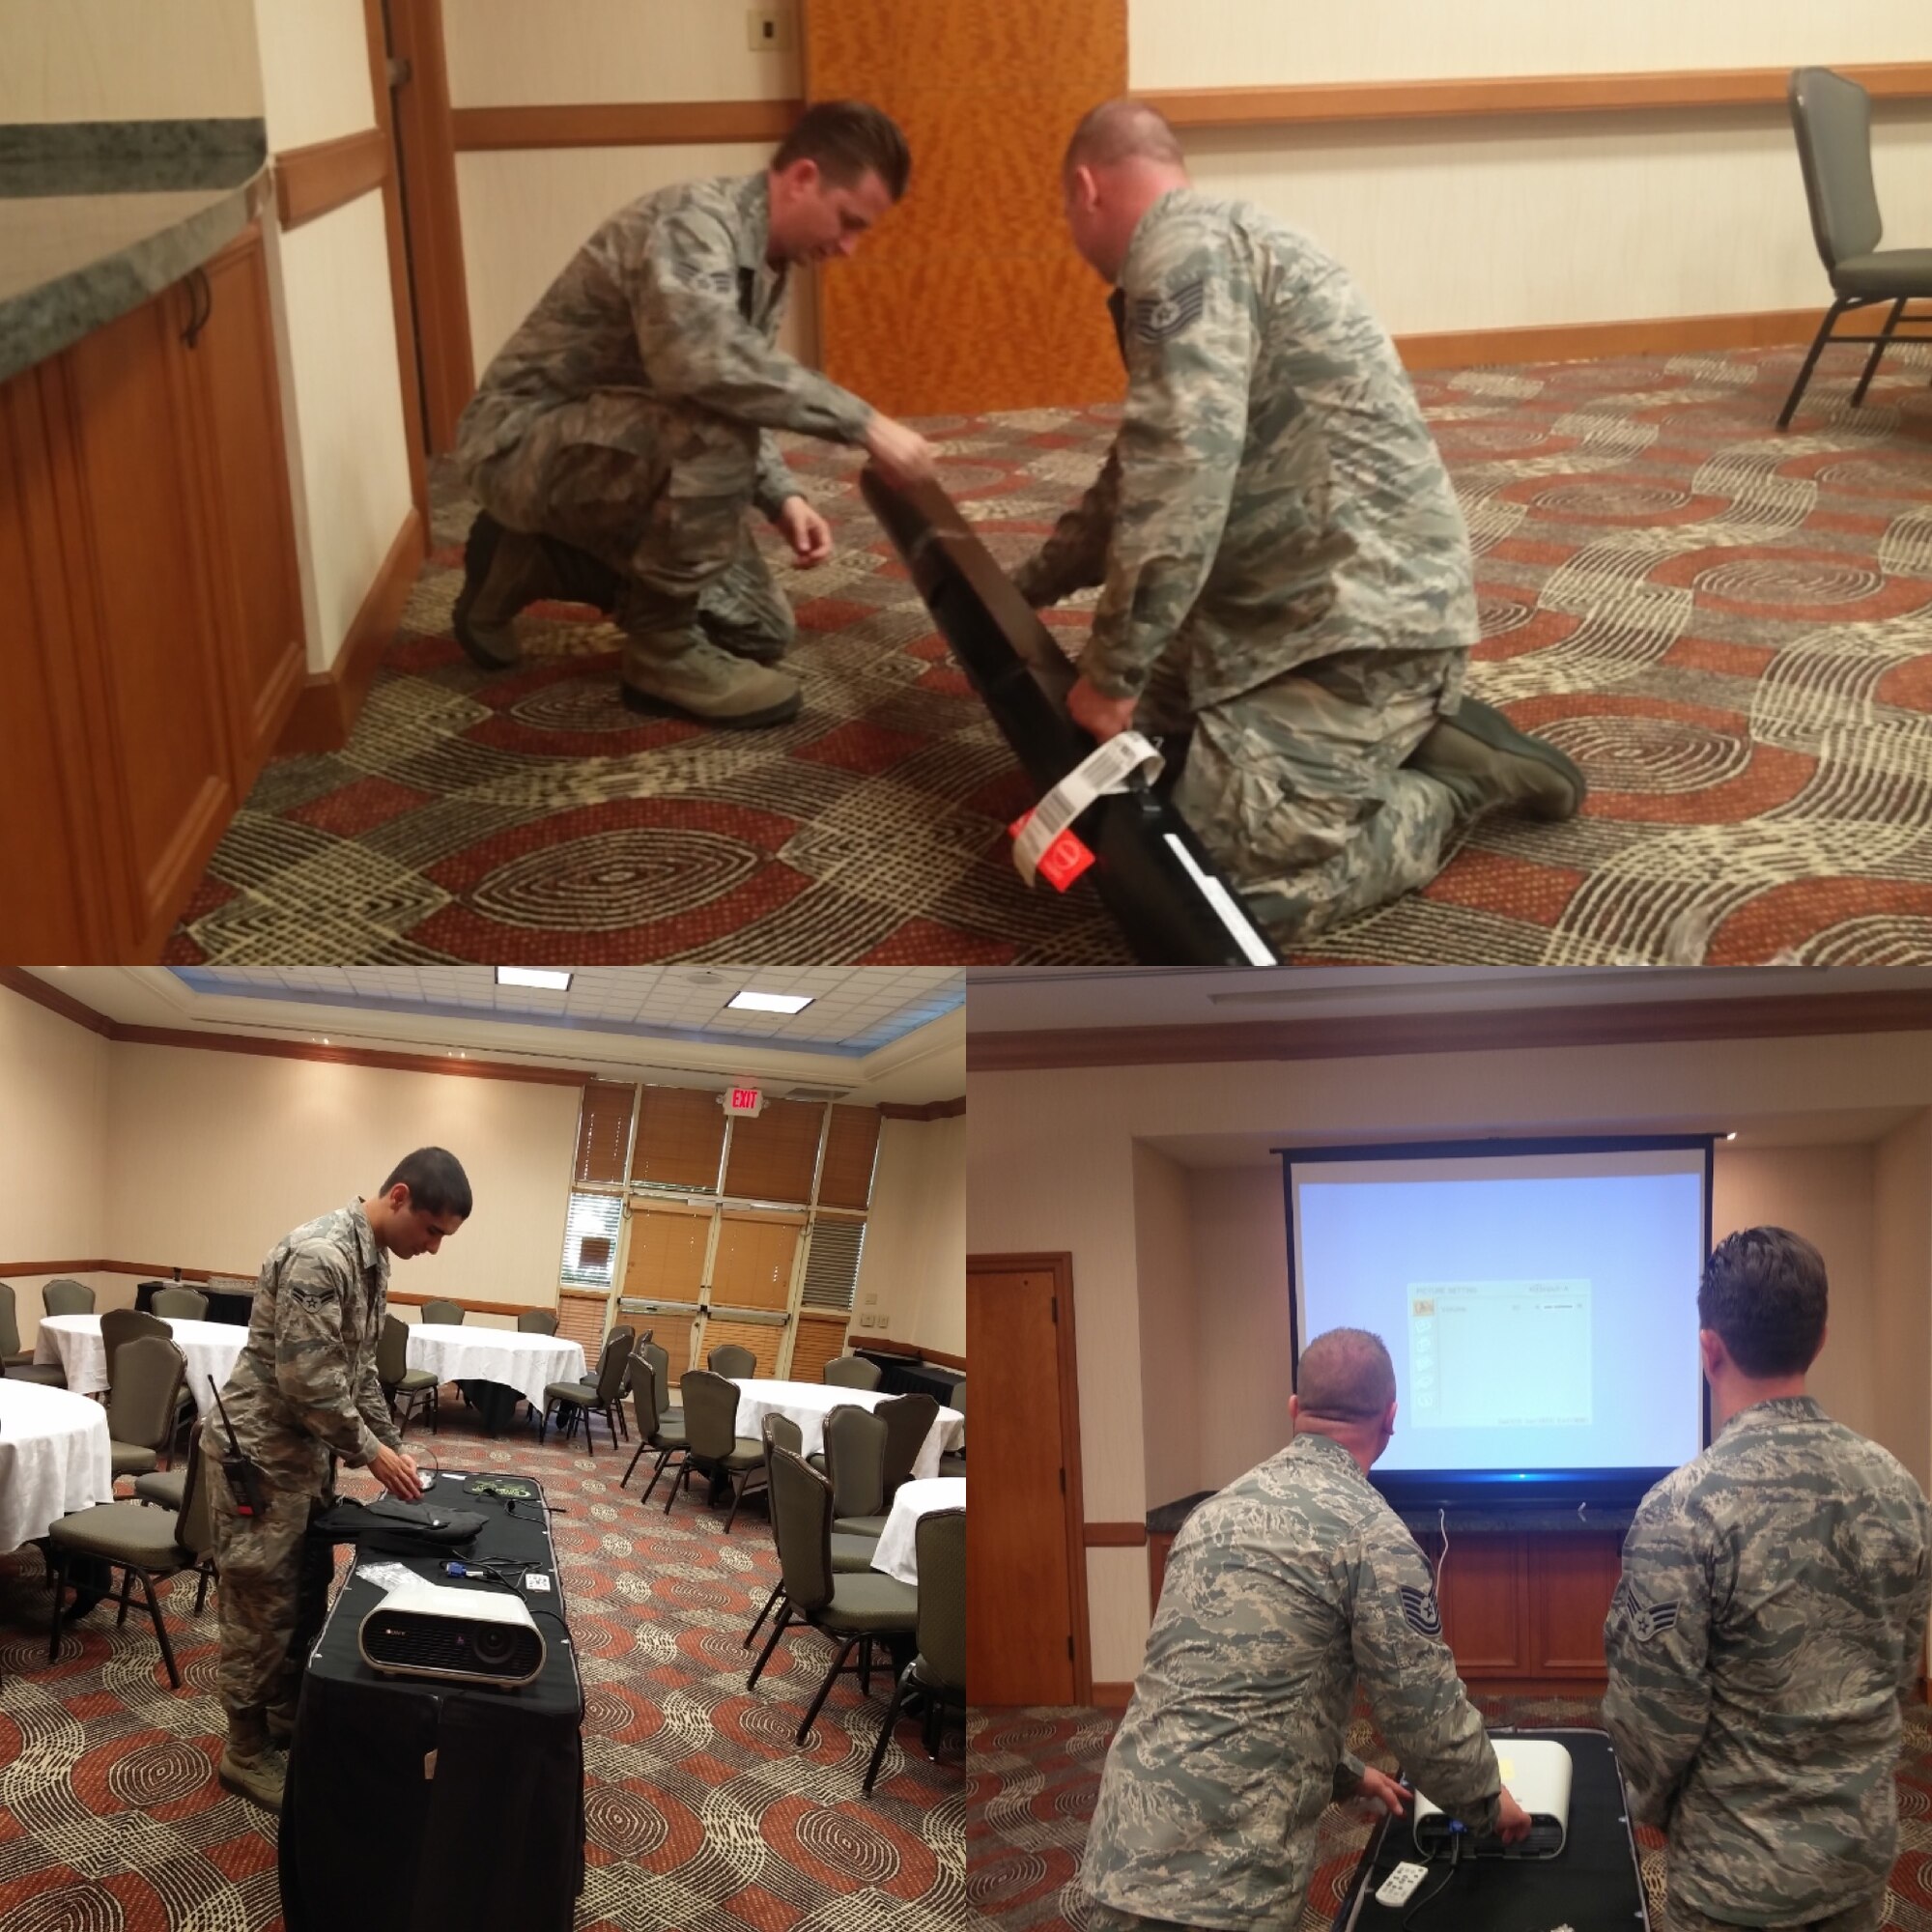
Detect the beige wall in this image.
<box><xmin>254</xmin><ymin>0</ymin><xmax>372</xmax><ymax>152</ymax></box>
<box><xmin>1134</xmin><ymin>1142</ymin><xmax>1202</xmax><ymax>1513</ymax></box>
<box><xmin>969</xmin><ymin>1030</ymin><xmax>1932</xmax><ymax>1683</ymax></box>
<box><xmin>854</xmin><ymin>1113</ymin><xmax>965</xmax><ymax>1360</ymax></box>
<box><xmin>103</xmin><ymin>1043</ymin><xmax>580</xmax><ymax>1310</ymax></box>
<box><xmin>1132</xmin><ymin>0</ymin><xmax>1932</xmax><ymax>338</ymax></box>
<box><xmin>0</xmin><ymin>0</ymin><xmax>262</xmax><ymax>121</ymax></box>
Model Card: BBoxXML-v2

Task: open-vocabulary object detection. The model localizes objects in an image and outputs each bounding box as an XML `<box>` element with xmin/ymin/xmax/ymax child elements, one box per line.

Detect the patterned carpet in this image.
<box><xmin>968</xmin><ymin>1695</ymin><xmax>1932</xmax><ymax>1930</ymax></box>
<box><xmin>0</xmin><ymin>1406</ymin><xmax>962</xmax><ymax>1931</ymax></box>
<box><xmin>166</xmin><ymin>341</ymin><xmax>1932</xmax><ymax>964</ymax></box>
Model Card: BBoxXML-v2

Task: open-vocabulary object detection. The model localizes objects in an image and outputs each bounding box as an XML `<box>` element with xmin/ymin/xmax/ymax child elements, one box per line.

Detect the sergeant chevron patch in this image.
<box><xmin>1133</xmin><ymin>280</ymin><xmax>1206</xmax><ymax>342</ymax></box>
<box><xmin>1400</xmin><ymin>1583</ymin><xmax>1443</xmax><ymax>1635</ymax></box>
<box><xmin>1611</xmin><ymin>1578</ymin><xmax>1680</xmax><ymax>1642</ymax></box>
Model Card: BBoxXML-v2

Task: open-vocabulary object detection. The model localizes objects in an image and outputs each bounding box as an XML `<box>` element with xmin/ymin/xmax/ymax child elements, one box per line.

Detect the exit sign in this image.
<box><xmin>724</xmin><ymin>1086</ymin><xmax>765</xmax><ymax>1117</ymax></box>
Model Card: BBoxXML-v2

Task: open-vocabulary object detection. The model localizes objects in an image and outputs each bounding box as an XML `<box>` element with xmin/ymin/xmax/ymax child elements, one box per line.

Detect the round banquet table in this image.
<box><xmin>33</xmin><ymin>1313</ymin><xmax>248</xmax><ymax>1415</ymax></box>
<box><xmin>869</xmin><ymin>1475</ymin><xmax>965</xmax><ymax>1586</ymax></box>
<box><xmin>0</xmin><ymin>1377</ymin><xmax>115</xmax><ymax>1551</ymax></box>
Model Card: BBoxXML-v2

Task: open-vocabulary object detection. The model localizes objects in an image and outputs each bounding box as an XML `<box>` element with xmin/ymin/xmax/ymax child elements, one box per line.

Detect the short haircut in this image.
<box><xmin>1699</xmin><ymin>1227</ymin><xmax>1828</xmax><ymax>1378</ymax></box>
<box><xmin>1063</xmin><ymin>98</ymin><xmax>1185</xmax><ymax>183</ymax></box>
<box><xmin>773</xmin><ymin>99</ymin><xmax>911</xmax><ymax>202</ymax></box>
<box><xmin>382</xmin><ymin>1148</ymin><xmax>472</xmax><ymax>1221</ymax></box>
<box><xmin>1297</xmin><ymin>1327</ymin><xmax>1397</xmax><ymax>1423</ymax></box>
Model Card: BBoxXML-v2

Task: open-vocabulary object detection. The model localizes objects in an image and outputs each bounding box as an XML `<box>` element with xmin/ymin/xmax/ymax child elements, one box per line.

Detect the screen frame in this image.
<box><xmin>1275</xmin><ymin>1132</ymin><xmax>1716</xmax><ymax>1510</ymax></box>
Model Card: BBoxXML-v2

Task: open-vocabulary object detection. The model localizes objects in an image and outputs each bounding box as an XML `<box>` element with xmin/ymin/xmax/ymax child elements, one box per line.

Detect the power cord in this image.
<box><xmin>1404</xmin><ymin>1832</ymin><xmax>1462</xmax><ymax>1927</ymax></box>
<box><xmin>1435</xmin><ymin>1507</ymin><xmax>1450</xmax><ymax>1598</ymax></box>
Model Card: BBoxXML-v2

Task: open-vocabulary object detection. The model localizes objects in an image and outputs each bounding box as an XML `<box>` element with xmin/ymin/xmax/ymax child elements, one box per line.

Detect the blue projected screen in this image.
<box><xmin>1288</xmin><ymin>1146</ymin><xmax>1707</xmax><ymax>1481</ymax></box>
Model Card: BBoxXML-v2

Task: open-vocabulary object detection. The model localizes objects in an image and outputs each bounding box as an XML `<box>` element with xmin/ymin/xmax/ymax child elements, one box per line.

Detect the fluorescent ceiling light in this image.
<box><xmin>497</xmin><ymin>967</ymin><xmax>572</xmax><ymax>991</ymax></box>
<box><xmin>728</xmin><ymin>990</ymin><xmax>813</xmax><ymax>1014</ymax></box>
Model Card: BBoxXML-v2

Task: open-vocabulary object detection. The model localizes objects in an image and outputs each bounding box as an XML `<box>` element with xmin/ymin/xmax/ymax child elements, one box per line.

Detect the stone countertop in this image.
<box><xmin>1147</xmin><ymin>1492</ymin><xmax>1635</xmax><ymax>1538</ymax></box>
<box><xmin>0</xmin><ymin>119</ymin><xmax>270</xmax><ymax>387</ymax></box>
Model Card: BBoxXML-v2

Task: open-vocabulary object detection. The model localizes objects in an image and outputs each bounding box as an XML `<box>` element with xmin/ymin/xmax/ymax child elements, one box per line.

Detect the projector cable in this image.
<box><xmin>1403</xmin><ymin>1832</ymin><xmax>1462</xmax><ymax>1927</ymax></box>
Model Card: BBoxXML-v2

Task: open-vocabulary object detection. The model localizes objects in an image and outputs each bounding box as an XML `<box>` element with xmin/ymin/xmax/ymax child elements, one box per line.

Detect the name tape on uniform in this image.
<box><xmin>1009</xmin><ymin>732</ymin><xmax>1165</xmax><ymax>890</ymax></box>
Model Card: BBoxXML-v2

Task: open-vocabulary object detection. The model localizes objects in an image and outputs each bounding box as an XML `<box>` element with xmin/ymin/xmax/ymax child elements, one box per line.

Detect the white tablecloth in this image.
<box><xmin>33</xmin><ymin>1314</ymin><xmax>248</xmax><ymax>1415</ymax></box>
<box><xmin>870</xmin><ymin>1476</ymin><xmax>965</xmax><ymax>1586</ymax></box>
<box><xmin>0</xmin><ymin>1378</ymin><xmax>115</xmax><ymax>1551</ymax></box>
<box><xmin>726</xmin><ymin>1379</ymin><xmax>965</xmax><ymax>1481</ymax></box>
<box><xmin>406</xmin><ymin>1325</ymin><xmax>587</xmax><ymax>1412</ymax></box>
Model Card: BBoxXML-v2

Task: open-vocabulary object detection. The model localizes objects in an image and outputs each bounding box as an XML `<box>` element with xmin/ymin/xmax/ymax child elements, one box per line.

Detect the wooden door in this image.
<box><xmin>181</xmin><ymin>228</ymin><xmax>305</xmax><ymax>777</ymax></box>
<box><xmin>968</xmin><ymin>1253</ymin><xmax>1086</xmax><ymax>1704</ymax></box>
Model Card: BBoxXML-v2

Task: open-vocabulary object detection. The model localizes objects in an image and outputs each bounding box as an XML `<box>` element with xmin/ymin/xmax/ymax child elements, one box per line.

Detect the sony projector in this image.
<box><xmin>1414</xmin><ymin>1739</ymin><xmax>1572</xmax><ymax>1860</ymax></box>
<box><xmin>359</xmin><ymin>1574</ymin><xmax>545</xmax><ymax>1688</ymax></box>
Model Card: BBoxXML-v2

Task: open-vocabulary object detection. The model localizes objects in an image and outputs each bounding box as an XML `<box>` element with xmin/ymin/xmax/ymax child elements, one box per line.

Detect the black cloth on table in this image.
<box><xmin>280</xmin><ymin>1473</ymin><xmax>583</xmax><ymax>1932</ymax></box>
<box><xmin>1337</xmin><ymin>1728</ymin><xmax>1649</xmax><ymax>1932</ymax></box>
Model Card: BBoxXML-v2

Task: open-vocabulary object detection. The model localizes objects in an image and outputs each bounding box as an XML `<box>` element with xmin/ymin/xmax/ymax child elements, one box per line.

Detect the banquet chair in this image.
<box><xmin>707</xmin><ymin>1343</ymin><xmax>756</xmax><ymax>1379</ymax></box>
<box><xmin>43</xmin><ymin>1279</ymin><xmax>95</xmax><ymax>1317</ymax></box>
<box><xmin>517</xmin><ymin>1309</ymin><xmax>558</xmax><ymax>1335</ymax></box>
<box><xmin>150</xmin><ymin>1286</ymin><xmax>209</xmax><ymax>1321</ymax></box>
<box><xmin>377</xmin><ymin>1313</ymin><xmax>439</xmax><ymax>1435</ymax></box>
<box><xmin>822</xmin><ymin>1355</ymin><xmax>882</xmax><ymax>1391</ymax></box>
<box><xmin>0</xmin><ymin>1283</ymin><xmax>66</xmax><ymax>1385</ymax></box>
<box><xmin>420</xmin><ymin>1298</ymin><xmax>466</xmax><ymax>1326</ymax></box>
<box><xmin>104</xmin><ymin>1334</ymin><xmax>186</xmax><ymax>1481</ymax></box>
<box><xmin>103</xmin><ymin>1307</ymin><xmax>195</xmax><ymax>1455</ymax></box>
<box><xmin>744</xmin><ymin>1414</ymin><xmax>879</xmax><ymax>1654</ymax></box>
<box><xmin>542</xmin><ymin>1324</ymin><xmax>633</xmax><ymax>1453</ymax></box>
<box><xmin>48</xmin><ymin>1424</ymin><xmax>215</xmax><ymax>1689</ymax></box>
<box><xmin>668</xmin><ymin>1370</ymin><xmax>765</xmax><ymax>1530</ymax></box>
<box><xmin>749</xmin><ymin>1445</ymin><xmax>917</xmax><ymax>1740</ymax></box>
<box><xmin>865</xmin><ymin>1508</ymin><xmax>965</xmax><ymax>1793</ymax></box>
<box><xmin>877</xmin><ymin>1393</ymin><xmax>940</xmax><ymax>1499</ymax></box>
<box><xmin>824</xmin><ymin>1403</ymin><xmax>892</xmax><ymax>1537</ymax></box>
<box><xmin>1780</xmin><ymin>66</ymin><xmax>1932</xmax><ymax>428</ymax></box>
<box><xmin>619</xmin><ymin>1356</ymin><xmax>688</xmax><ymax>1503</ymax></box>
<box><xmin>639</xmin><ymin>1340</ymin><xmax>681</xmax><ymax>1431</ymax></box>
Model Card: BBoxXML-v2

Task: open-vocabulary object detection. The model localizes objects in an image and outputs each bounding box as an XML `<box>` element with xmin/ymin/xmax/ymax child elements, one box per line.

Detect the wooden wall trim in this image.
<box><xmin>0</xmin><ymin>968</ymin><xmax>114</xmax><ymax>1035</ymax></box>
<box><xmin>273</xmin><ymin>127</ymin><xmax>391</xmax><ymax>231</ymax></box>
<box><xmin>276</xmin><ymin>505</ymin><xmax>423</xmax><ymax>754</ymax></box>
<box><xmin>111</xmin><ymin>1024</ymin><xmax>591</xmax><ymax>1086</ymax></box>
<box><xmin>969</xmin><ymin>989</ymin><xmax>1932</xmax><ymax>1073</ymax></box>
<box><xmin>1084</xmin><ymin>1521</ymin><xmax>1149</xmax><ymax>1548</ymax></box>
<box><xmin>0</xmin><ymin>1257</ymin><xmax>552</xmax><ymax>1319</ymax></box>
<box><xmin>1144</xmin><ymin>61</ymin><xmax>1932</xmax><ymax>130</ymax></box>
<box><xmin>1091</xmin><ymin>1681</ymin><xmax>1135</xmax><ymax>1709</ymax></box>
<box><xmin>387</xmin><ymin>1288</ymin><xmax>554</xmax><ymax>1318</ymax></box>
<box><xmin>878</xmin><ymin>1096</ymin><xmax>967</xmax><ymax>1122</ymax></box>
<box><xmin>450</xmin><ymin>99</ymin><xmax>800</xmax><ymax>152</ymax></box>
<box><xmin>855</xmin><ymin>1335</ymin><xmax>968</xmax><ymax>1371</ymax></box>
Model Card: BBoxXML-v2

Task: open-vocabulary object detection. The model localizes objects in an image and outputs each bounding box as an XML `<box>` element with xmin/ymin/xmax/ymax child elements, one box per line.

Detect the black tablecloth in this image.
<box><xmin>853</xmin><ymin>1350</ymin><xmax>964</xmax><ymax>1404</ymax></box>
<box><xmin>280</xmin><ymin>1473</ymin><xmax>584</xmax><ymax>1932</ymax></box>
<box><xmin>1338</xmin><ymin>1728</ymin><xmax>1650</xmax><ymax>1932</ymax></box>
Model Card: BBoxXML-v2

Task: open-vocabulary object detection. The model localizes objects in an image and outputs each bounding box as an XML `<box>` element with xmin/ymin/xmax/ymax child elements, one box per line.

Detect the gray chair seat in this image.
<box><xmin>1834</xmin><ymin>248</ymin><xmax>1932</xmax><ymax>298</ymax></box>
<box><xmin>134</xmin><ymin>1466</ymin><xmax>187</xmax><ymax>1510</ymax></box>
<box><xmin>652</xmin><ymin>1423</ymin><xmax>688</xmax><ymax>1451</ymax></box>
<box><xmin>545</xmin><ymin>1378</ymin><xmax>596</xmax><ymax>1404</ymax></box>
<box><xmin>705</xmin><ymin>1436</ymin><xmax>763</xmax><ymax>1472</ymax></box>
<box><xmin>5</xmin><ymin>1362</ymin><xmax>68</xmax><ymax>1387</ymax></box>
<box><xmin>824</xmin><ymin>1571</ymin><xmax>918</xmax><ymax>1633</ymax></box>
<box><xmin>110</xmin><ymin>1442</ymin><xmax>159</xmax><ymax>1478</ymax></box>
<box><xmin>835</xmin><ymin>1513</ymin><xmax>890</xmax><ymax>1538</ymax></box>
<box><xmin>392</xmin><ymin>1370</ymin><xmax>438</xmax><ymax>1394</ymax></box>
<box><xmin>48</xmin><ymin>1500</ymin><xmax>183</xmax><ymax>1567</ymax></box>
<box><xmin>831</xmin><ymin>1531</ymin><xmax>880</xmax><ymax>1574</ymax></box>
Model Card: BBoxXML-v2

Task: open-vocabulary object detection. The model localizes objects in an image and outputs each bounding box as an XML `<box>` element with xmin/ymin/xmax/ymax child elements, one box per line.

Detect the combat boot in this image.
<box><xmin>265</xmin><ymin>1702</ymin><xmax>297</xmax><ymax>1748</ymax></box>
<box><xmin>620</xmin><ymin>635</ymin><xmax>802</xmax><ymax>727</ymax></box>
<box><xmin>452</xmin><ymin>512</ymin><xmax>562</xmax><ymax>669</ymax></box>
<box><xmin>217</xmin><ymin>1711</ymin><xmax>286</xmax><ymax>1812</ymax></box>
<box><xmin>1406</xmin><ymin>696</ymin><xmax>1586</xmax><ymax>821</ymax></box>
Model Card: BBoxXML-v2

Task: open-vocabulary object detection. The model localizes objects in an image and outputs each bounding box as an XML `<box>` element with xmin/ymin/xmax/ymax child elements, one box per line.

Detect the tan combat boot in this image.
<box><xmin>620</xmin><ymin>634</ymin><xmax>802</xmax><ymax>727</ymax></box>
<box><xmin>452</xmin><ymin>511</ymin><xmax>562</xmax><ymax>670</ymax></box>
<box><xmin>1406</xmin><ymin>696</ymin><xmax>1586</xmax><ymax>821</ymax></box>
<box><xmin>217</xmin><ymin>1710</ymin><xmax>286</xmax><ymax>1812</ymax></box>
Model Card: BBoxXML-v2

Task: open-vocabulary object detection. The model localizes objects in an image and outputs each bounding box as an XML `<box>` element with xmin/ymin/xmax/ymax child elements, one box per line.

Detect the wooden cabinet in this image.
<box><xmin>1419</xmin><ymin>1526</ymin><xmax>1627</xmax><ymax>1690</ymax></box>
<box><xmin>0</xmin><ymin>224</ymin><xmax>303</xmax><ymax>958</ymax></box>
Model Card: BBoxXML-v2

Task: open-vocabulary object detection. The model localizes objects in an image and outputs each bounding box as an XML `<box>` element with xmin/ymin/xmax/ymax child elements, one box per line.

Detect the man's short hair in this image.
<box><xmin>1063</xmin><ymin>98</ymin><xmax>1185</xmax><ymax>183</ymax></box>
<box><xmin>1699</xmin><ymin>1227</ymin><xmax>1828</xmax><ymax>1378</ymax></box>
<box><xmin>1297</xmin><ymin>1327</ymin><xmax>1397</xmax><ymax>1423</ymax></box>
<box><xmin>773</xmin><ymin>100</ymin><xmax>911</xmax><ymax>201</ymax></box>
<box><xmin>382</xmin><ymin>1148</ymin><xmax>472</xmax><ymax>1221</ymax></box>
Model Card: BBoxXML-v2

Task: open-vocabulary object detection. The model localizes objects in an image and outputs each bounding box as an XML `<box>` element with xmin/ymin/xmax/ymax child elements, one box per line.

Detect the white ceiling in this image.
<box><xmin>30</xmin><ymin>969</ymin><xmax>966</xmax><ymax>1106</ymax></box>
<box><xmin>966</xmin><ymin>966</ymin><xmax>1932</xmax><ymax>1033</ymax></box>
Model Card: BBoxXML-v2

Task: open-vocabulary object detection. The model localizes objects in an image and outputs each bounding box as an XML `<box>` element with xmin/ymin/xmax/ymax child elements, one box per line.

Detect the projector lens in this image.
<box><xmin>470</xmin><ymin>1625</ymin><xmax>519</xmax><ymax>1668</ymax></box>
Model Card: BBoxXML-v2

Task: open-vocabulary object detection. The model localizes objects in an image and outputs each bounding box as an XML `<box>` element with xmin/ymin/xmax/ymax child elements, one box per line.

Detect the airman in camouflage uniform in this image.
<box><xmin>209</xmin><ymin>1150</ymin><xmax>470</xmax><ymax>1811</ymax></box>
<box><xmin>1019</xmin><ymin>101</ymin><xmax>1584</xmax><ymax>943</ymax></box>
<box><xmin>452</xmin><ymin>101</ymin><xmax>935</xmax><ymax>727</ymax></box>
<box><xmin>1082</xmin><ymin>1329</ymin><xmax>1526</xmax><ymax>1932</ymax></box>
<box><xmin>1604</xmin><ymin>1228</ymin><xmax>1932</xmax><ymax>1932</ymax></box>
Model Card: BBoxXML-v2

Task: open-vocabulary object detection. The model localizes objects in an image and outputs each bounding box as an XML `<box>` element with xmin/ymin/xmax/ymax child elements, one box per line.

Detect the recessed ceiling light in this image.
<box><xmin>728</xmin><ymin>990</ymin><xmax>813</xmax><ymax>1015</ymax></box>
<box><xmin>497</xmin><ymin>967</ymin><xmax>572</xmax><ymax>991</ymax></box>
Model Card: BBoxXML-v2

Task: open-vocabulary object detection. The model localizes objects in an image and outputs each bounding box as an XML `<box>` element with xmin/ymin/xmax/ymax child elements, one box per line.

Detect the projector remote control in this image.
<box><xmin>1375</xmin><ymin>1862</ymin><xmax>1430</xmax><ymax>1907</ymax></box>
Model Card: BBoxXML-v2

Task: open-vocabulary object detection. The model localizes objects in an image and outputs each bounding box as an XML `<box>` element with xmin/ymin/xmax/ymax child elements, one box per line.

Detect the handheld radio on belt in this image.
<box><xmin>209</xmin><ymin>1377</ymin><xmax>268</xmax><ymax>1518</ymax></box>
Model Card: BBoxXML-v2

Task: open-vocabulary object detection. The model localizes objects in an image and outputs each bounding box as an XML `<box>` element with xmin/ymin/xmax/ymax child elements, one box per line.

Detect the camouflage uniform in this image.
<box><xmin>454</xmin><ymin>172</ymin><xmax>873</xmax><ymax>675</ymax></box>
<box><xmin>1016</xmin><ymin>190</ymin><xmax>1477</xmax><ymax>942</ymax></box>
<box><xmin>210</xmin><ymin>1201</ymin><xmax>402</xmax><ymax>1730</ymax></box>
<box><xmin>1604</xmin><ymin>1396</ymin><xmax>1932</xmax><ymax>1930</ymax></box>
<box><xmin>1080</xmin><ymin>1433</ymin><xmax>1500</xmax><ymax>1931</ymax></box>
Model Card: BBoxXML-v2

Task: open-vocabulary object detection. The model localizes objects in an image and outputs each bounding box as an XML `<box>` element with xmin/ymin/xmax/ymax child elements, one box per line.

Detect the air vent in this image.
<box><xmin>781</xmin><ymin>1086</ymin><xmax>852</xmax><ymax>1104</ymax></box>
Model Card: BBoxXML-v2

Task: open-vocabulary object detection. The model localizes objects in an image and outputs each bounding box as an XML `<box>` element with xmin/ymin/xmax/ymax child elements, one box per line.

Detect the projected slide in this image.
<box><xmin>1407</xmin><ymin>1280</ymin><xmax>1592</xmax><ymax>1430</ymax></box>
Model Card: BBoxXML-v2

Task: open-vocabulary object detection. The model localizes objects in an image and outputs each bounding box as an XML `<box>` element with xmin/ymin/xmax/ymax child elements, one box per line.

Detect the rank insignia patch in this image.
<box><xmin>1610</xmin><ymin>1579</ymin><xmax>1679</xmax><ymax>1642</ymax></box>
<box><xmin>1399</xmin><ymin>1584</ymin><xmax>1442</xmax><ymax>1636</ymax></box>
<box><xmin>1133</xmin><ymin>280</ymin><xmax>1207</xmax><ymax>343</ymax></box>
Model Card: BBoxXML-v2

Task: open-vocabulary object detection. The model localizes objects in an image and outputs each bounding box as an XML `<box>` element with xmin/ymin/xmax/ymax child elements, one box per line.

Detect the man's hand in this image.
<box><xmin>864</xmin><ymin>413</ymin><xmax>937</xmax><ymax>489</ymax></box>
<box><xmin>774</xmin><ymin>496</ymin><xmax>834</xmax><ymax>567</ymax></box>
<box><xmin>368</xmin><ymin>1444</ymin><xmax>422</xmax><ymax>1502</ymax></box>
<box><xmin>1068</xmin><ymin>674</ymin><xmax>1139</xmax><ymax>744</ymax></box>
<box><xmin>1495</xmin><ymin>1786</ymin><xmax>1533</xmax><ymax>1845</ymax></box>
<box><xmin>1354</xmin><ymin>1767</ymin><xmax>1412</xmax><ymax>1818</ymax></box>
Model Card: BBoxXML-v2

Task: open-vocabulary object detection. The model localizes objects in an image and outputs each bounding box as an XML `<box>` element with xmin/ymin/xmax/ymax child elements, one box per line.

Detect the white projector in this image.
<box><xmin>358</xmin><ymin>1574</ymin><xmax>546</xmax><ymax>1688</ymax></box>
<box><xmin>1413</xmin><ymin>1738</ymin><xmax>1572</xmax><ymax>1860</ymax></box>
